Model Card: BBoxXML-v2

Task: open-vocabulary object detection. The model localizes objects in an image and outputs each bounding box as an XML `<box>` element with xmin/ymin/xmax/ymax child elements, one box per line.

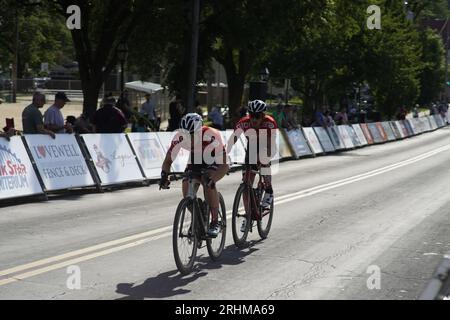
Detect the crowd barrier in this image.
<box><xmin>0</xmin><ymin>115</ymin><xmax>448</xmax><ymax>202</ymax></box>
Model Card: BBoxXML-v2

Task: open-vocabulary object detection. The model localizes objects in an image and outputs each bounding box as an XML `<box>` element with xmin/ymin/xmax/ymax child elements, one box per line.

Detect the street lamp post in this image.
<box><xmin>117</xmin><ymin>43</ymin><xmax>129</xmax><ymax>93</ymax></box>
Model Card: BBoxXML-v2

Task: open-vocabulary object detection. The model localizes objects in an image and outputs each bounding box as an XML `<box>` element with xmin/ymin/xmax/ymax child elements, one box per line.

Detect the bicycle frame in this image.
<box><xmin>242</xmin><ymin>165</ymin><xmax>264</xmax><ymax>222</ymax></box>
<box><xmin>183</xmin><ymin>170</ymin><xmax>209</xmax><ymax>239</ymax></box>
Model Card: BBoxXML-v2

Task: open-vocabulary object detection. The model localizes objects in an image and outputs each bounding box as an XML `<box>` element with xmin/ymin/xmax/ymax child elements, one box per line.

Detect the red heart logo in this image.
<box><xmin>37</xmin><ymin>146</ymin><xmax>46</xmax><ymax>158</ymax></box>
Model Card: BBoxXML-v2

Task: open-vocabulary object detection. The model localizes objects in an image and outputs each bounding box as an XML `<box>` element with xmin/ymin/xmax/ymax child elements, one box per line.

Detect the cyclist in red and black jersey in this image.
<box><xmin>228</xmin><ymin>100</ymin><xmax>278</xmax><ymax>230</ymax></box>
<box><xmin>160</xmin><ymin>113</ymin><xmax>229</xmax><ymax>237</ymax></box>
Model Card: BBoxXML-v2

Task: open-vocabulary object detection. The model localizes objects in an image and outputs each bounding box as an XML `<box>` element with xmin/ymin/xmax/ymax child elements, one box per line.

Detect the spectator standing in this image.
<box><xmin>92</xmin><ymin>97</ymin><xmax>128</xmax><ymax>133</ymax></box>
<box><xmin>22</xmin><ymin>92</ymin><xmax>55</xmax><ymax>138</ymax></box>
<box><xmin>284</xmin><ymin>105</ymin><xmax>300</xmax><ymax>129</ymax></box>
<box><xmin>140</xmin><ymin>93</ymin><xmax>157</xmax><ymax>129</ymax></box>
<box><xmin>334</xmin><ymin>108</ymin><xmax>349</xmax><ymax>125</ymax></box>
<box><xmin>313</xmin><ymin>106</ymin><xmax>327</xmax><ymax>128</ymax></box>
<box><xmin>396</xmin><ymin>106</ymin><xmax>407</xmax><ymax>121</ymax></box>
<box><xmin>272</xmin><ymin>103</ymin><xmax>288</xmax><ymax>128</ymax></box>
<box><xmin>44</xmin><ymin>92</ymin><xmax>73</xmax><ymax>134</ymax></box>
<box><xmin>167</xmin><ymin>95</ymin><xmax>185</xmax><ymax>131</ymax></box>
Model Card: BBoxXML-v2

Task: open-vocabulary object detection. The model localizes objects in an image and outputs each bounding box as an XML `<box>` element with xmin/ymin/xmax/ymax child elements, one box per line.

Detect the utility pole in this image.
<box><xmin>186</xmin><ymin>0</ymin><xmax>200</xmax><ymax>113</ymax></box>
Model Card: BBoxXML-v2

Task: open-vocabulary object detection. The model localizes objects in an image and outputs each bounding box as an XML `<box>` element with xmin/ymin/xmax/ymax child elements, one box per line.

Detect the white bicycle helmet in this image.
<box><xmin>180</xmin><ymin>113</ymin><xmax>203</xmax><ymax>133</ymax></box>
<box><xmin>248</xmin><ymin>100</ymin><xmax>267</xmax><ymax>114</ymax></box>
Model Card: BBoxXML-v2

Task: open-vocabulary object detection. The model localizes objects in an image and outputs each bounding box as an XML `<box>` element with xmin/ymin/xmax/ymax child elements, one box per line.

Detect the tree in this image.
<box><xmin>205</xmin><ymin>0</ymin><xmax>309</xmax><ymax>121</ymax></box>
<box><xmin>266</xmin><ymin>0</ymin><xmax>366</xmax><ymax>118</ymax></box>
<box><xmin>364</xmin><ymin>0</ymin><xmax>423</xmax><ymax>118</ymax></box>
<box><xmin>417</xmin><ymin>29</ymin><xmax>446</xmax><ymax>105</ymax></box>
<box><xmin>52</xmin><ymin>0</ymin><xmax>150</xmax><ymax>118</ymax></box>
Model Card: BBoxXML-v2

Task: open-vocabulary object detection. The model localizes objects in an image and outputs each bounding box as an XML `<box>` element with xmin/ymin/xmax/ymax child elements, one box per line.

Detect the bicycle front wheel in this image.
<box><xmin>173</xmin><ymin>198</ymin><xmax>198</xmax><ymax>275</ymax></box>
<box><xmin>232</xmin><ymin>184</ymin><xmax>251</xmax><ymax>248</ymax></box>
<box><xmin>207</xmin><ymin>193</ymin><xmax>227</xmax><ymax>261</ymax></box>
<box><xmin>257</xmin><ymin>193</ymin><xmax>274</xmax><ymax>239</ymax></box>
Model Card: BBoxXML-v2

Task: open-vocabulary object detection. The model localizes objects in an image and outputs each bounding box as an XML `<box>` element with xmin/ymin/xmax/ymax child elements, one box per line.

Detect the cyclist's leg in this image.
<box><xmin>261</xmin><ymin>163</ymin><xmax>274</xmax><ymax>207</ymax></box>
<box><xmin>242</xmin><ymin>166</ymin><xmax>256</xmax><ymax>211</ymax></box>
<box><xmin>204</xmin><ymin>164</ymin><xmax>228</xmax><ymax>223</ymax></box>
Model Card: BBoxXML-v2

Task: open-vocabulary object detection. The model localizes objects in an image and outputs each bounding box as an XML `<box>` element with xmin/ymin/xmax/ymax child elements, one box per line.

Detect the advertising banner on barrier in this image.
<box><xmin>222</xmin><ymin>130</ymin><xmax>248</xmax><ymax>165</ymax></box>
<box><xmin>406</xmin><ymin>119</ymin><xmax>418</xmax><ymax>135</ymax></box>
<box><xmin>390</xmin><ymin>121</ymin><xmax>403</xmax><ymax>139</ymax></box>
<box><xmin>277</xmin><ymin>130</ymin><xmax>293</xmax><ymax>160</ymax></box>
<box><xmin>421</xmin><ymin>117</ymin><xmax>431</xmax><ymax>132</ymax></box>
<box><xmin>412</xmin><ymin>119</ymin><xmax>422</xmax><ymax>133</ymax></box>
<box><xmin>398</xmin><ymin>121</ymin><xmax>410</xmax><ymax>137</ymax></box>
<box><xmin>428</xmin><ymin>116</ymin><xmax>438</xmax><ymax>130</ymax></box>
<box><xmin>375</xmin><ymin>123</ymin><xmax>388</xmax><ymax>142</ymax></box>
<box><xmin>25</xmin><ymin>134</ymin><xmax>95</xmax><ymax>191</ymax></box>
<box><xmin>403</xmin><ymin>120</ymin><xmax>415</xmax><ymax>136</ymax></box>
<box><xmin>82</xmin><ymin>134</ymin><xmax>144</xmax><ymax>185</ymax></box>
<box><xmin>327</xmin><ymin>126</ymin><xmax>345</xmax><ymax>150</ymax></box>
<box><xmin>0</xmin><ymin>136</ymin><xmax>44</xmax><ymax>200</ymax></box>
<box><xmin>303</xmin><ymin>128</ymin><xmax>324</xmax><ymax>155</ymax></box>
<box><xmin>359</xmin><ymin>124</ymin><xmax>374</xmax><ymax>145</ymax></box>
<box><xmin>434</xmin><ymin>115</ymin><xmax>445</xmax><ymax>127</ymax></box>
<box><xmin>157</xmin><ymin>132</ymin><xmax>190</xmax><ymax>172</ymax></box>
<box><xmin>313</xmin><ymin>127</ymin><xmax>336</xmax><ymax>153</ymax></box>
<box><xmin>381</xmin><ymin>122</ymin><xmax>396</xmax><ymax>141</ymax></box>
<box><xmin>367</xmin><ymin>123</ymin><xmax>384</xmax><ymax>144</ymax></box>
<box><xmin>285</xmin><ymin>129</ymin><xmax>312</xmax><ymax>158</ymax></box>
<box><xmin>337</xmin><ymin>126</ymin><xmax>355</xmax><ymax>149</ymax></box>
<box><xmin>345</xmin><ymin>126</ymin><xmax>362</xmax><ymax>147</ymax></box>
<box><xmin>352</xmin><ymin>125</ymin><xmax>368</xmax><ymax>146</ymax></box>
<box><xmin>127</xmin><ymin>133</ymin><xmax>166</xmax><ymax>179</ymax></box>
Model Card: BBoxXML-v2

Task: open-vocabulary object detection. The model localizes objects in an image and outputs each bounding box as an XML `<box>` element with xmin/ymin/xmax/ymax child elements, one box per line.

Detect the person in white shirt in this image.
<box><xmin>44</xmin><ymin>92</ymin><xmax>73</xmax><ymax>134</ymax></box>
<box><xmin>140</xmin><ymin>93</ymin><xmax>157</xmax><ymax>129</ymax></box>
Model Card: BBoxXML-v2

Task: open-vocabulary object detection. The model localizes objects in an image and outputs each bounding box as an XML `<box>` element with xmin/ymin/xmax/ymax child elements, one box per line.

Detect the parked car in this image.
<box><xmin>33</xmin><ymin>77</ymin><xmax>51</xmax><ymax>89</ymax></box>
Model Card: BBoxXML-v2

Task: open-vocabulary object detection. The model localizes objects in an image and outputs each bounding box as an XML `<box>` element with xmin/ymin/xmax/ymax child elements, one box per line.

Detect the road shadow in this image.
<box><xmin>114</xmin><ymin>242</ymin><xmax>261</xmax><ymax>300</ymax></box>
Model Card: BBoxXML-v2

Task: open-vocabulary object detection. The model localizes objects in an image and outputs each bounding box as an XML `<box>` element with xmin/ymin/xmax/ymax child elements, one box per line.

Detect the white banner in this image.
<box><xmin>389</xmin><ymin>121</ymin><xmax>404</xmax><ymax>139</ymax></box>
<box><xmin>127</xmin><ymin>133</ymin><xmax>166</xmax><ymax>179</ymax></box>
<box><xmin>421</xmin><ymin>117</ymin><xmax>431</xmax><ymax>132</ymax></box>
<box><xmin>428</xmin><ymin>116</ymin><xmax>438</xmax><ymax>130</ymax></box>
<box><xmin>327</xmin><ymin>126</ymin><xmax>345</xmax><ymax>150</ymax></box>
<box><xmin>82</xmin><ymin>134</ymin><xmax>144</xmax><ymax>185</ymax></box>
<box><xmin>337</xmin><ymin>126</ymin><xmax>355</xmax><ymax>149</ymax></box>
<box><xmin>221</xmin><ymin>130</ymin><xmax>247</xmax><ymax>165</ymax></box>
<box><xmin>346</xmin><ymin>125</ymin><xmax>362</xmax><ymax>147</ymax></box>
<box><xmin>313</xmin><ymin>127</ymin><xmax>336</xmax><ymax>152</ymax></box>
<box><xmin>285</xmin><ymin>129</ymin><xmax>312</xmax><ymax>158</ymax></box>
<box><xmin>367</xmin><ymin>123</ymin><xmax>384</xmax><ymax>143</ymax></box>
<box><xmin>303</xmin><ymin>128</ymin><xmax>324</xmax><ymax>155</ymax></box>
<box><xmin>25</xmin><ymin>135</ymin><xmax>94</xmax><ymax>191</ymax></box>
<box><xmin>0</xmin><ymin>136</ymin><xmax>43</xmax><ymax>200</ymax></box>
<box><xmin>381</xmin><ymin>122</ymin><xmax>396</xmax><ymax>141</ymax></box>
<box><xmin>352</xmin><ymin>125</ymin><xmax>368</xmax><ymax>146</ymax></box>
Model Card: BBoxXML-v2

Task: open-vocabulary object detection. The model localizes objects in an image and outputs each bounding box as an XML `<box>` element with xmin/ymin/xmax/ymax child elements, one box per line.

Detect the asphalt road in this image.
<box><xmin>1</xmin><ymin>128</ymin><xmax>450</xmax><ymax>300</ymax></box>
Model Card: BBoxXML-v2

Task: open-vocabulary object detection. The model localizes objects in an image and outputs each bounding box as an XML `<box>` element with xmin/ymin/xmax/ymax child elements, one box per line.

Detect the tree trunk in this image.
<box><xmin>82</xmin><ymin>80</ymin><xmax>102</xmax><ymax>120</ymax></box>
<box><xmin>226</xmin><ymin>73</ymin><xmax>246</xmax><ymax>126</ymax></box>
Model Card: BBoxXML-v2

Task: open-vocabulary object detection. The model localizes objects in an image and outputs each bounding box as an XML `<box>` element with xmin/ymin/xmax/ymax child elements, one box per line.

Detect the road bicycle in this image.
<box><xmin>231</xmin><ymin>164</ymin><xmax>274</xmax><ymax>248</ymax></box>
<box><xmin>165</xmin><ymin>170</ymin><xmax>226</xmax><ymax>275</ymax></box>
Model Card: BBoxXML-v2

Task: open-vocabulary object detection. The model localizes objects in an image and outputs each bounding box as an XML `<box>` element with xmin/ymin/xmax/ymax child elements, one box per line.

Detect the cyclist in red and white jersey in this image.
<box><xmin>160</xmin><ymin>113</ymin><xmax>229</xmax><ymax>237</ymax></box>
<box><xmin>229</xmin><ymin>100</ymin><xmax>278</xmax><ymax>230</ymax></box>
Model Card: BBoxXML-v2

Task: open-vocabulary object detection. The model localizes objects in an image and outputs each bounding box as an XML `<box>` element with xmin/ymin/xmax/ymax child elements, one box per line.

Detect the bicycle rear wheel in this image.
<box><xmin>232</xmin><ymin>184</ymin><xmax>251</xmax><ymax>248</ymax></box>
<box><xmin>173</xmin><ymin>198</ymin><xmax>198</xmax><ymax>275</ymax></box>
<box><xmin>257</xmin><ymin>193</ymin><xmax>274</xmax><ymax>239</ymax></box>
<box><xmin>207</xmin><ymin>193</ymin><xmax>227</xmax><ymax>261</ymax></box>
